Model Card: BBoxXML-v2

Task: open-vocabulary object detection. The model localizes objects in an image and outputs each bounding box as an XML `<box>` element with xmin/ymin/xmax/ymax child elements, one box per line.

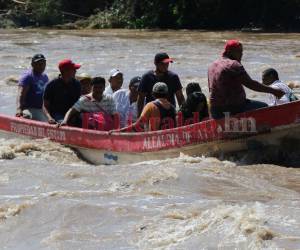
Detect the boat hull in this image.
<box><xmin>68</xmin><ymin>123</ymin><xmax>300</xmax><ymax>164</ymax></box>
<box><xmin>1</xmin><ymin>101</ymin><xmax>300</xmax><ymax>165</ymax></box>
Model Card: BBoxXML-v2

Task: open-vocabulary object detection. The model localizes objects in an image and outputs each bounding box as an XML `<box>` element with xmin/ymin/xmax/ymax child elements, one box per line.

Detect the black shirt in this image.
<box><xmin>43</xmin><ymin>77</ymin><xmax>81</xmax><ymax>117</ymax></box>
<box><xmin>138</xmin><ymin>70</ymin><xmax>182</xmax><ymax>107</ymax></box>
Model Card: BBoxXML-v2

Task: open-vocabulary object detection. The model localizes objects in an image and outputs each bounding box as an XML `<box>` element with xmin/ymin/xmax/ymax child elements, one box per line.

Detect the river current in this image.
<box><xmin>0</xmin><ymin>29</ymin><xmax>300</xmax><ymax>250</ymax></box>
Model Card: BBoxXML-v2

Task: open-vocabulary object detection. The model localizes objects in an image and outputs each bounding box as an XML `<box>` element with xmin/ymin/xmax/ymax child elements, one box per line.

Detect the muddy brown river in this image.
<box><xmin>0</xmin><ymin>29</ymin><xmax>300</xmax><ymax>250</ymax></box>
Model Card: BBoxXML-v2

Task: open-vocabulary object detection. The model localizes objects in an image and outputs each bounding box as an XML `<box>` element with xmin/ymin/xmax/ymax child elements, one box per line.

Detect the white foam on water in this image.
<box><xmin>133</xmin><ymin>202</ymin><xmax>289</xmax><ymax>250</ymax></box>
<box><xmin>0</xmin><ymin>30</ymin><xmax>300</xmax><ymax>249</ymax></box>
<box><xmin>0</xmin><ymin>202</ymin><xmax>33</xmax><ymax>220</ymax></box>
<box><xmin>0</xmin><ymin>138</ymin><xmax>84</xmax><ymax>164</ymax></box>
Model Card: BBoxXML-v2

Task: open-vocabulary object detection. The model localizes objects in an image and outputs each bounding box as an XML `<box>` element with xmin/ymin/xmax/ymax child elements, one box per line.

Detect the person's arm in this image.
<box><xmin>42</xmin><ymin>99</ymin><xmax>56</xmax><ymax>124</ymax></box>
<box><xmin>110</xmin><ymin>103</ymin><xmax>153</xmax><ymax>133</ymax></box>
<box><xmin>175</xmin><ymin>89</ymin><xmax>185</xmax><ymax>107</ymax></box>
<box><xmin>16</xmin><ymin>85</ymin><xmax>30</xmax><ymax>116</ymax></box>
<box><xmin>137</xmin><ymin>91</ymin><xmax>146</xmax><ymax>117</ymax></box>
<box><xmin>172</xmin><ymin>73</ymin><xmax>185</xmax><ymax>107</ymax></box>
<box><xmin>239</xmin><ymin>72</ymin><xmax>284</xmax><ymax>98</ymax></box>
<box><xmin>58</xmin><ymin>108</ymin><xmax>79</xmax><ymax>127</ymax></box>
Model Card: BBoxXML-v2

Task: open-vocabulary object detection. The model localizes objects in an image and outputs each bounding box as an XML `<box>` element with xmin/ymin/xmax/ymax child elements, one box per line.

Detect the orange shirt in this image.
<box><xmin>140</xmin><ymin>99</ymin><xmax>173</xmax><ymax>131</ymax></box>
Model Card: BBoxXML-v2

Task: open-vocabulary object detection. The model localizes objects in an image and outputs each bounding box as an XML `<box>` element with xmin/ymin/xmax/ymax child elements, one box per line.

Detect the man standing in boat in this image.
<box><xmin>137</xmin><ymin>52</ymin><xmax>185</xmax><ymax>117</ymax></box>
<box><xmin>16</xmin><ymin>54</ymin><xmax>48</xmax><ymax>121</ymax></box>
<box><xmin>43</xmin><ymin>59</ymin><xmax>81</xmax><ymax>124</ymax></box>
<box><xmin>208</xmin><ymin>40</ymin><xmax>284</xmax><ymax>119</ymax></box>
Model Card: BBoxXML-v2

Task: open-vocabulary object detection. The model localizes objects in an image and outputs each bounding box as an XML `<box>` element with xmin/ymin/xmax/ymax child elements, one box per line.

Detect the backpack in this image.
<box><xmin>153</xmin><ymin>100</ymin><xmax>176</xmax><ymax>130</ymax></box>
<box><xmin>82</xmin><ymin>112</ymin><xmax>114</xmax><ymax>131</ymax></box>
<box><xmin>289</xmin><ymin>92</ymin><xmax>298</xmax><ymax>102</ymax></box>
<box><xmin>81</xmin><ymin>95</ymin><xmax>116</xmax><ymax>131</ymax></box>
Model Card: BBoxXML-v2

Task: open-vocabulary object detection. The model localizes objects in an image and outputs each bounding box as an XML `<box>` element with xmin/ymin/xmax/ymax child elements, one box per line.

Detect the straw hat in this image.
<box><xmin>77</xmin><ymin>73</ymin><xmax>92</xmax><ymax>81</ymax></box>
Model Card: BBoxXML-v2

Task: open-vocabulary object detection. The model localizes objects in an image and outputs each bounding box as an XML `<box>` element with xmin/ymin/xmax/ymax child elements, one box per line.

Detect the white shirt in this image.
<box><xmin>267</xmin><ymin>80</ymin><xmax>292</xmax><ymax>106</ymax></box>
<box><xmin>113</xmin><ymin>89</ymin><xmax>137</xmax><ymax>128</ymax></box>
<box><xmin>104</xmin><ymin>85</ymin><xmax>114</xmax><ymax>96</ymax></box>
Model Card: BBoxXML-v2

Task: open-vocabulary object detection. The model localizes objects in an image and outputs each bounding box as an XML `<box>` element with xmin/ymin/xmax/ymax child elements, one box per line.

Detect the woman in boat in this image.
<box><xmin>179</xmin><ymin>82</ymin><xmax>209</xmax><ymax>125</ymax></box>
<box><xmin>110</xmin><ymin>82</ymin><xmax>176</xmax><ymax>132</ymax></box>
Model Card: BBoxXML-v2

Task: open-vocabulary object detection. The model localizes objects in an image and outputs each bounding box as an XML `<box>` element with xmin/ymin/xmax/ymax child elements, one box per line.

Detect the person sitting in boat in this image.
<box><xmin>104</xmin><ymin>69</ymin><xmax>123</xmax><ymax>96</ymax></box>
<box><xmin>137</xmin><ymin>52</ymin><xmax>185</xmax><ymax>117</ymax></box>
<box><xmin>59</xmin><ymin>76</ymin><xmax>117</xmax><ymax>130</ymax></box>
<box><xmin>262</xmin><ymin>68</ymin><xmax>298</xmax><ymax>106</ymax></box>
<box><xmin>16</xmin><ymin>54</ymin><xmax>48</xmax><ymax>122</ymax></box>
<box><xmin>179</xmin><ymin>82</ymin><xmax>209</xmax><ymax>125</ymax></box>
<box><xmin>208</xmin><ymin>40</ymin><xmax>285</xmax><ymax>119</ymax></box>
<box><xmin>113</xmin><ymin>76</ymin><xmax>141</xmax><ymax>128</ymax></box>
<box><xmin>111</xmin><ymin>82</ymin><xmax>176</xmax><ymax>133</ymax></box>
<box><xmin>77</xmin><ymin>73</ymin><xmax>92</xmax><ymax>95</ymax></box>
<box><xmin>43</xmin><ymin>59</ymin><xmax>81</xmax><ymax>124</ymax></box>
<box><xmin>185</xmin><ymin>82</ymin><xmax>202</xmax><ymax>96</ymax></box>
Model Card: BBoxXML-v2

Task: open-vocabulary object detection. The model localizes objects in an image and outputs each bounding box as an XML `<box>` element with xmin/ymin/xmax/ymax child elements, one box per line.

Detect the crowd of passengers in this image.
<box><xmin>16</xmin><ymin>40</ymin><xmax>297</xmax><ymax>132</ymax></box>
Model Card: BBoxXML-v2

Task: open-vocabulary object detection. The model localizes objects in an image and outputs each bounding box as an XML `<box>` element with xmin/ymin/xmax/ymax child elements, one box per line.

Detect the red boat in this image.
<box><xmin>0</xmin><ymin>101</ymin><xmax>300</xmax><ymax>164</ymax></box>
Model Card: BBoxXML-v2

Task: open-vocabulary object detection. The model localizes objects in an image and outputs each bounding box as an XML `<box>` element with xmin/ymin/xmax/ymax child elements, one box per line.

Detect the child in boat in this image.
<box><xmin>262</xmin><ymin>68</ymin><xmax>298</xmax><ymax>106</ymax></box>
<box><xmin>179</xmin><ymin>82</ymin><xmax>209</xmax><ymax>125</ymax></box>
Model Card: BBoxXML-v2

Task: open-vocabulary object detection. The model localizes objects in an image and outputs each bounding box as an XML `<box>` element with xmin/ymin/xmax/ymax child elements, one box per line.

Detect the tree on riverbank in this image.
<box><xmin>1</xmin><ymin>0</ymin><xmax>300</xmax><ymax>31</ymax></box>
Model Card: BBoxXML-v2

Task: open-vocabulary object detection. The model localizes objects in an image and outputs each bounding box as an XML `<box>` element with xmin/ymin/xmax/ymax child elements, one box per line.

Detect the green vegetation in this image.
<box><xmin>1</xmin><ymin>0</ymin><xmax>300</xmax><ymax>30</ymax></box>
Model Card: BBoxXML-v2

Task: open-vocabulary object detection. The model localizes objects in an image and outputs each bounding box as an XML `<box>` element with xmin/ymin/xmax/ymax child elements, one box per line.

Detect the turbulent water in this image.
<box><xmin>0</xmin><ymin>29</ymin><xmax>300</xmax><ymax>249</ymax></box>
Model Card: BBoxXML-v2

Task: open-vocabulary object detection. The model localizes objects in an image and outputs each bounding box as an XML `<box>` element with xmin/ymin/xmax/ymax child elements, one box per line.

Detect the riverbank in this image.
<box><xmin>1</xmin><ymin>0</ymin><xmax>300</xmax><ymax>31</ymax></box>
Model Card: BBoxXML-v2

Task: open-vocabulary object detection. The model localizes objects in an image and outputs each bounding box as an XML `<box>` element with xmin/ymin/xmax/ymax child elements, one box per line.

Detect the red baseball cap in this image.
<box><xmin>58</xmin><ymin>59</ymin><xmax>81</xmax><ymax>72</ymax></box>
<box><xmin>154</xmin><ymin>52</ymin><xmax>174</xmax><ymax>64</ymax></box>
<box><xmin>224</xmin><ymin>39</ymin><xmax>242</xmax><ymax>52</ymax></box>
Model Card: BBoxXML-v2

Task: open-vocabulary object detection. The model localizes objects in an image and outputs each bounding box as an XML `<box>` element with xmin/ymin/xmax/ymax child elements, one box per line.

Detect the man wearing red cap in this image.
<box><xmin>137</xmin><ymin>52</ymin><xmax>185</xmax><ymax>117</ymax></box>
<box><xmin>208</xmin><ymin>40</ymin><xmax>284</xmax><ymax>119</ymax></box>
<box><xmin>43</xmin><ymin>59</ymin><xmax>81</xmax><ymax>124</ymax></box>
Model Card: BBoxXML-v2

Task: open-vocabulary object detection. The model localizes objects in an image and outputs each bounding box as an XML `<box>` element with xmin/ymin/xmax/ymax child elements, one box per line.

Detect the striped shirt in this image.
<box><xmin>73</xmin><ymin>94</ymin><xmax>116</xmax><ymax>114</ymax></box>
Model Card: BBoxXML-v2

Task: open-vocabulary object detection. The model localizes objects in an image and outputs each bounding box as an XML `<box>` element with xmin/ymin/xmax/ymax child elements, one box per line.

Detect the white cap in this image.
<box><xmin>109</xmin><ymin>69</ymin><xmax>122</xmax><ymax>78</ymax></box>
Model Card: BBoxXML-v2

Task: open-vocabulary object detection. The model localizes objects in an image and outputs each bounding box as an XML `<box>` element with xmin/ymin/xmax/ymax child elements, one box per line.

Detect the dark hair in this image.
<box><xmin>262</xmin><ymin>68</ymin><xmax>279</xmax><ymax>80</ymax></box>
<box><xmin>180</xmin><ymin>92</ymin><xmax>209</xmax><ymax>121</ymax></box>
<box><xmin>186</xmin><ymin>82</ymin><xmax>202</xmax><ymax>96</ymax></box>
<box><xmin>129</xmin><ymin>76</ymin><xmax>141</xmax><ymax>87</ymax></box>
<box><xmin>91</xmin><ymin>77</ymin><xmax>105</xmax><ymax>86</ymax></box>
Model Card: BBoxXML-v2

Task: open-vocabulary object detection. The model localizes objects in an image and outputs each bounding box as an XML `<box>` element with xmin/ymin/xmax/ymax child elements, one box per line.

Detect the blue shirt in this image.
<box><xmin>18</xmin><ymin>69</ymin><xmax>49</xmax><ymax>109</ymax></box>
